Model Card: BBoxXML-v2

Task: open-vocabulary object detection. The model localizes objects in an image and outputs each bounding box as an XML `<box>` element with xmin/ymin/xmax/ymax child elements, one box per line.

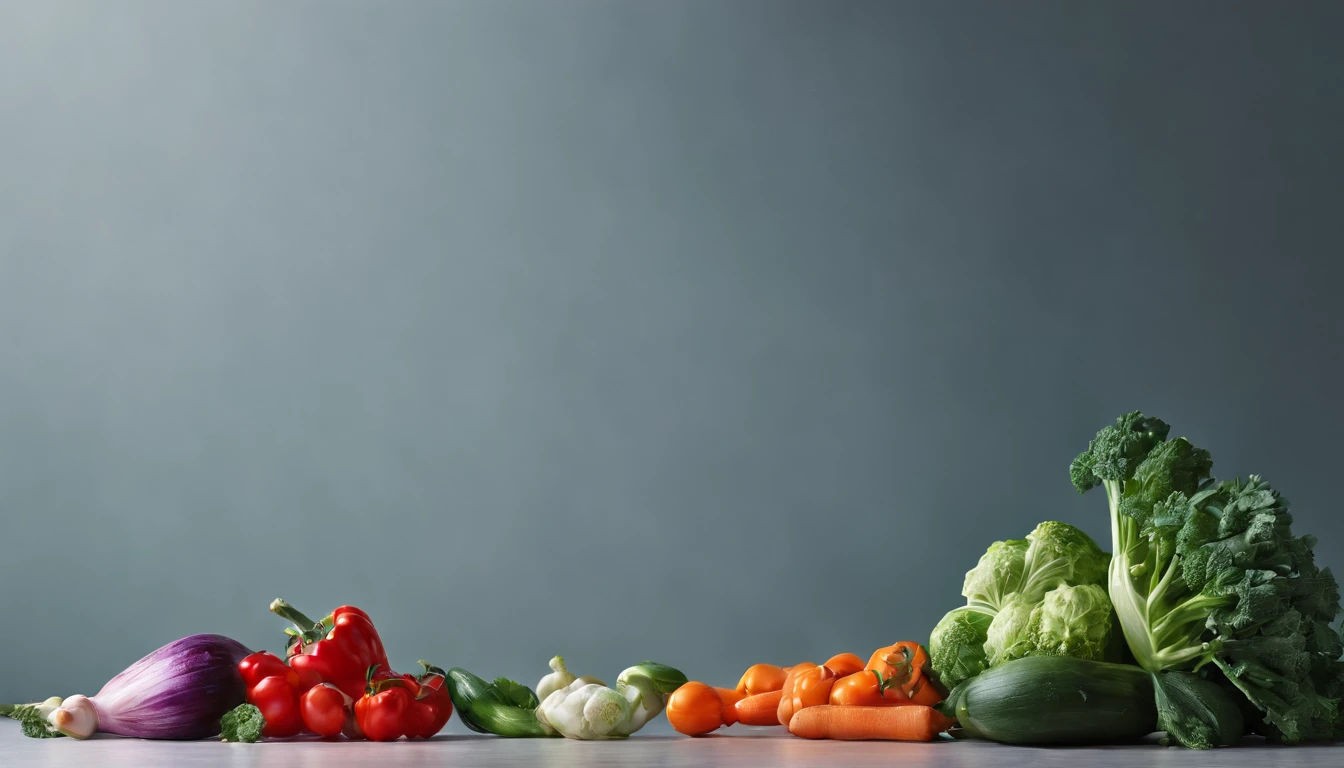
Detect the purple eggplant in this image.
<box><xmin>49</xmin><ymin>634</ymin><xmax>251</xmax><ymax>739</ymax></box>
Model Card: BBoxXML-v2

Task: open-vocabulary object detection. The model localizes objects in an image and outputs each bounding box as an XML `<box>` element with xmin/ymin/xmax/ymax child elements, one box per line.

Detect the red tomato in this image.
<box><xmin>355</xmin><ymin>686</ymin><xmax>413</xmax><ymax>742</ymax></box>
<box><xmin>405</xmin><ymin>676</ymin><xmax>453</xmax><ymax>739</ymax></box>
<box><xmin>248</xmin><ymin>675</ymin><xmax>303</xmax><ymax>738</ymax></box>
<box><xmin>300</xmin><ymin>684</ymin><xmax>348</xmax><ymax>738</ymax></box>
<box><xmin>239</xmin><ymin>651</ymin><xmax>322</xmax><ymax>694</ymax></box>
<box><xmin>238</xmin><ymin>652</ymin><xmax>292</xmax><ymax>689</ymax></box>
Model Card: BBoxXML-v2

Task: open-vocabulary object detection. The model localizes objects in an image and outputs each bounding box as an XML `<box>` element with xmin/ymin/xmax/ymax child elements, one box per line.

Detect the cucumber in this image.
<box><xmin>445</xmin><ymin>668</ymin><xmax>495</xmax><ymax>734</ymax></box>
<box><xmin>939</xmin><ymin>656</ymin><xmax>1157</xmax><ymax>745</ymax></box>
<box><xmin>445</xmin><ymin>668</ymin><xmax>552</xmax><ymax>738</ymax></box>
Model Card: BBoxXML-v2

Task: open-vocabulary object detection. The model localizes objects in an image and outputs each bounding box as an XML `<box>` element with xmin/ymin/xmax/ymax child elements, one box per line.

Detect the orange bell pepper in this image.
<box><xmin>735</xmin><ymin>664</ymin><xmax>788</xmax><ymax>695</ymax></box>
<box><xmin>865</xmin><ymin>642</ymin><xmax>946</xmax><ymax>706</ymax></box>
<box><xmin>779</xmin><ymin>663</ymin><xmax>849</xmax><ymax>724</ymax></box>
<box><xmin>822</xmin><ymin>653</ymin><xmax>866</xmax><ymax>677</ymax></box>
<box><xmin>776</xmin><ymin>662</ymin><xmax>816</xmax><ymax>725</ymax></box>
<box><xmin>794</xmin><ymin>665</ymin><xmax>841</xmax><ymax>711</ymax></box>
<box><xmin>829</xmin><ymin>669</ymin><xmax>912</xmax><ymax>707</ymax></box>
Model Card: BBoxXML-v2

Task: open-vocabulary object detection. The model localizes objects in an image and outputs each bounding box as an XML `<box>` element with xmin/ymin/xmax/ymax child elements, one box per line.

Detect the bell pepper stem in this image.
<box><xmin>873</xmin><ymin>670</ymin><xmax>895</xmax><ymax>693</ymax></box>
<box><xmin>270</xmin><ymin>598</ymin><xmax>320</xmax><ymax>631</ymax></box>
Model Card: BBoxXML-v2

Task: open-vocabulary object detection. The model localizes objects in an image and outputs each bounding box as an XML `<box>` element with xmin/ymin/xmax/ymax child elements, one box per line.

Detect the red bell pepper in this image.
<box><xmin>270</xmin><ymin>598</ymin><xmax>390</xmax><ymax>700</ymax></box>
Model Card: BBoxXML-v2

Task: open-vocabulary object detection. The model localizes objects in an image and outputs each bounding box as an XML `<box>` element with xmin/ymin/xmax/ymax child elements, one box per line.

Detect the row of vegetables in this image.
<box><xmin>0</xmin><ymin>598</ymin><xmax>684</xmax><ymax>743</ymax></box>
<box><xmin>0</xmin><ymin>606</ymin><xmax>952</xmax><ymax>744</ymax></box>
<box><xmin>5</xmin><ymin>412</ymin><xmax>1343</xmax><ymax>748</ymax></box>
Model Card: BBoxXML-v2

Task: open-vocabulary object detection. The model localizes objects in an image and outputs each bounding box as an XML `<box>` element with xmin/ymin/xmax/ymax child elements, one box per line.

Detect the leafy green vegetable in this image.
<box><xmin>492</xmin><ymin>677</ymin><xmax>540</xmax><ymax>709</ymax></box>
<box><xmin>5</xmin><ymin>698</ymin><xmax>66</xmax><ymax>739</ymax></box>
<box><xmin>1072</xmin><ymin>411</ymin><xmax>1344</xmax><ymax>746</ymax></box>
<box><xmin>1018</xmin><ymin>521</ymin><xmax>1111</xmax><ymax>600</ymax></box>
<box><xmin>20</xmin><ymin>711</ymin><xmax>64</xmax><ymax>739</ymax></box>
<box><xmin>446</xmin><ymin>668</ymin><xmax>552</xmax><ymax>738</ymax></box>
<box><xmin>962</xmin><ymin>540</ymin><xmax>1028</xmax><ymax>611</ymax></box>
<box><xmin>960</xmin><ymin>526</ymin><xmax>1109</xmax><ymax>612</ymax></box>
<box><xmin>982</xmin><ymin>584</ymin><xmax>1115</xmax><ymax>667</ymax></box>
<box><xmin>1027</xmin><ymin>583</ymin><xmax>1115</xmax><ymax>659</ymax></box>
<box><xmin>983</xmin><ymin>598</ymin><xmax>1035</xmax><ymax>666</ymax></box>
<box><xmin>930</xmin><ymin>521</ymin><xmax>1116</xmax><ymax>689</ymax></box>
<box><xmin>1153</xmin><ymin>670</ymin><xmax>1243</xmax><ymax>749</ymax></box>
<box><xmin>220</xmin><ymin>703</ymin><xmax>264</xmax><ymax>743</ymax></box>
<box><xmin>929</xmin><ymin>607</ymin><xmax>994</xmax><ymax>686</ymax></box>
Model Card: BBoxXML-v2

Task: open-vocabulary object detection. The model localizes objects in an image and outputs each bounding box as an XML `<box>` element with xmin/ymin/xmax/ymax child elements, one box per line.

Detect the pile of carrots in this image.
<box><xmin>666</xmin><ymin>642</ymin><xmax>953</xmax><ymax>742</ymax></box>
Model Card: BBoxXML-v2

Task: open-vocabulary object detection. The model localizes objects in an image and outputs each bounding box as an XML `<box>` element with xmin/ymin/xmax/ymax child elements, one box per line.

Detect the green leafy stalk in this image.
<box><xmin>21</xmin><ymin>712</ymin><xmax>65</xmax><ymax>739</ymax></box>
<box><xmin>1153</xmin><ymin>670</ymin><xmax>1243</xmax><ymax>749</ymax></box>
<box><xmin>6</xmin><ymin>698</ymin><xmax>67</xmax><ymax>739</ymax></box>
<box><xmin>1073</xmin><ymin>411</ymin><xmax>1344</xmax><ymax>746</ymax></box>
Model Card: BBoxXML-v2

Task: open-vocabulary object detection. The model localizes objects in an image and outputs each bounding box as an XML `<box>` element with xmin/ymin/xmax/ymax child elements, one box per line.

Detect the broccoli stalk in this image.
<box><xmin>1071</xmin><ymin>415</ymin><xmax>1220</xmax><ymax>672</ymax></box>
<box><xmin>1072</xmin><ymin>412</ymin><xmax>1344</xmax><ymax>746</ymax></box>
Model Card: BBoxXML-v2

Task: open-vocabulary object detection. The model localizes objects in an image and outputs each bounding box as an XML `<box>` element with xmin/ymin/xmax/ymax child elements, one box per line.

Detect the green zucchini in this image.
<box><xmin>938</xmin><ymin>656</ymin><xmax>1157</xmax><ymax>745</ymax></box>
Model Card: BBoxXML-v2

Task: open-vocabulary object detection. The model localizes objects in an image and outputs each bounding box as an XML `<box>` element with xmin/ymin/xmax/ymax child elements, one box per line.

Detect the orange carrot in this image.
<box><xmin>734</xmin><ymin>690</ymin><xmax>784</xmax><ymax>726</ymax></box>
<box><xmin>714</xmin><ymin>687</ymin><xmax>747</xmax><ymax>726</ymax></box>
<box><xmin>788</xmin><ymin>705</ymin><xmax>953</xmax><ymax>741</ymax></box>
<box><xmin>736</xmin><ymin>663</ymin><xmax>788</xmax><ymax>695</ymax></box>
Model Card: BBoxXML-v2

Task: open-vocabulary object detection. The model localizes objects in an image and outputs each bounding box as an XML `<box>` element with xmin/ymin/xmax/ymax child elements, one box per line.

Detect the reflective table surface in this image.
<box><xmin>4</xmin><ymin>723</ymin><xmax>1342</xmax><ymax>767</ymax></box>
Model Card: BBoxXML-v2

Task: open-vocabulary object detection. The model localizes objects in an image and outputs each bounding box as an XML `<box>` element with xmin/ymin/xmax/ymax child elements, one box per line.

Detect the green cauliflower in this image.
<box><xmin>1025</xmin><ymin>583</ymin><xmax>1115</xmax><ymax>659</ymax></box>
<box><xmin>983</xmin><ymin>596</ymin><xmax>1036</xmax><ymax>667</ymax></box>
<box><xmin>962</xmin><ymin>539</ymin><xmax>1028</xmax><ymax>611</ymax></box>
<box><xmin>930</xmin><ymin>521</ymin><xmax>1116</xmax><ymax>689</ymax></box>
<box><xmin>929</xmin><ymin>607</ymin><xmax>995</xmax><ymax>687</ymax></box>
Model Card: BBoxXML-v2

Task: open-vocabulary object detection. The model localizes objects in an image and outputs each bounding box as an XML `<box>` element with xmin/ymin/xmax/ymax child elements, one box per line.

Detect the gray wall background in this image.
<box><xmin>1</xmin><ymin>0</ymin><xmax>1342</xmax><ymax>721</ymax></box>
